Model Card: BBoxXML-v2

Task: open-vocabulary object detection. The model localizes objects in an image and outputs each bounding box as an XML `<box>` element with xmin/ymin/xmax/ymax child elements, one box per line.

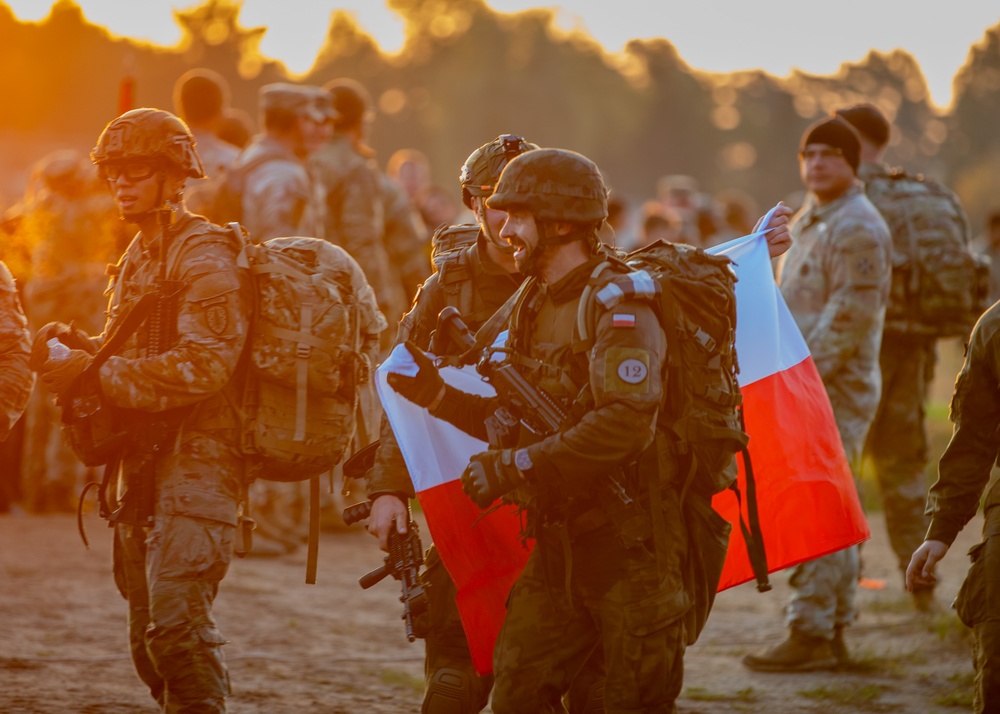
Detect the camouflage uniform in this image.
<box><xmin>859</xmin><ymin>162</ymin><xmax>952</xmax><ymax>584</ymax></box>
<box><xmin>18</xmin><ymin>152</ymin><xmax>123</xmax><ymax>512</ymax></box>
<box><xmin>926</xmin><ymin>301</ymin><xmax>1000</xmax><ymax>712</ymax></box>
<box><xmin>777</xmin><ymin>184</ymin><xmax>892</xmax><ymax>638</ymax></box>
<box><xmin>310</xmin><ymin>133</ymin><xmax>404</xmax><ymax>333</ymax></box>
<box><xmin>238</xmin><ymin>135</ymin><xmax>322</xmax><ymax>242</ymax></box>
<box><xmin>486</xmin><ymin>260</ymin><xmax>680</xmax><ymax>712</ymax></box>
<box><xmin>100</xmin><ymin>210</ymin><xmax>253</xmax><ymax>711</ymax></box>
<box><xmin>0</xmin><ymin>261</ymin><xmax>33</xmax><ymax>443</ymax></box>
<box><xmin>379</xmin><ymin>171</ymin><xmax>431</xmax><ymax>301</ymax></box>
<box><xmin>368</xmin><ymin>232</ymin><xmax>521</xmax><ymax>712</ymax></box>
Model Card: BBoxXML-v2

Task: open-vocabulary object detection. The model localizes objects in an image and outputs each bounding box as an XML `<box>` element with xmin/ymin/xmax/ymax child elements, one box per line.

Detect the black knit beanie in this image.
<box><xmin>800</xmin><ymin>117</ymin><xmax>861</xmax><ymax>174</ymax></box>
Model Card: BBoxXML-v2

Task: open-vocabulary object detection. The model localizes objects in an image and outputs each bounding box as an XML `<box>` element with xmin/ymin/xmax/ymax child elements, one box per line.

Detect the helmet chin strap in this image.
<box><xmin>482</xmin><ymin>217</ymin><xmax>516</xmax><ymax>255</ymax></box>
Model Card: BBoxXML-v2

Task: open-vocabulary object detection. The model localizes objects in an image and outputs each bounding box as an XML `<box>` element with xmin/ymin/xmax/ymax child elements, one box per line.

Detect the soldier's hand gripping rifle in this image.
<box><xmin>343</xmin><ymin>501</ymin><xmax>428</xmax><ymax>642</ymax></box>
<box><xmin>436</xmin><ymin>306</ymin><xmax>650</xmax><ymax>545</ymax></box>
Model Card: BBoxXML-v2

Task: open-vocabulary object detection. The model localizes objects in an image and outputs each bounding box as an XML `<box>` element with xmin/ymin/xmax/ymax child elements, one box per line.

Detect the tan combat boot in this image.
<box><xmin>742</xmin><ymin>628</ymin><xmax>838</xmax><ymax>672</ymax></box>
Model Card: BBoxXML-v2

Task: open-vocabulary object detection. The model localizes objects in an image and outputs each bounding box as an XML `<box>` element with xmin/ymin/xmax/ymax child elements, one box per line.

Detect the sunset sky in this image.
<box><xmin>6</xmin><ymin>1</ymin><xmax>999</xmax><ymax>109</ymax></box>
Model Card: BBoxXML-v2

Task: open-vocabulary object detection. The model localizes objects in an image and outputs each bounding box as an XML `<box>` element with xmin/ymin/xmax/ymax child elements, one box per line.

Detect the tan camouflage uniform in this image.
<box><xmin>100</xmin><ymin>209</ymin><xmax>253</xmax><ymax>712</ymax></box>
<box><xmin>379</xmin><ymin>171</ymin><xmax>431</xmax><ymax>301</ymax></box>
<box><xmin>18</xmin><ymin>157</ymin><xmax>123</xmax><ymax>512</ymax></box>
<box><xmin>859</xmin><ymin>162</ymin><xmax>955</xmax><ymax>584</ymax></box>
<box><xmin>777</xmin><ymin>183</ymin><xmax>892</xmax><ymax>639</ymax></box>
<box><xmin>310</xmin><ymin>133</ymin><xmax>404</xmax><ymax>335</ymax></box>
<box><xmin>926</xmin><ymin>301</ymin><xmax>1000</xmax><ymax>711</ymax></box>
<box><xmin>0</xmin><ymin>261</ymin><xmax>33</xmax><ymax>443</ymax></box>
<box><xmin>238</xmin><ymin>135</ymin><xmax>322</xmax><ymax>242</ymax></box>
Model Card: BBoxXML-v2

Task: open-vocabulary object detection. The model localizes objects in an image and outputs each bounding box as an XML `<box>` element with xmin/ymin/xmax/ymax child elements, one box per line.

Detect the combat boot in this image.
<box><xmin>831</xmin><ymin>625</ymin><xmax>849</xmax><ymax>665</ymax></box>
<box><xmin>742</xmin><ymin>628</ymin><xmax>838</xmax><ymax>672</ymax></box>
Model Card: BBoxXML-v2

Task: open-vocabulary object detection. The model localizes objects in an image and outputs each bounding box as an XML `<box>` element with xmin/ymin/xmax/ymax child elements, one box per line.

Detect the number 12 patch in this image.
<box><xmin>604</xmin><ymin>346</ymin><xmax>651</xmax><ymax>394</ymax></box>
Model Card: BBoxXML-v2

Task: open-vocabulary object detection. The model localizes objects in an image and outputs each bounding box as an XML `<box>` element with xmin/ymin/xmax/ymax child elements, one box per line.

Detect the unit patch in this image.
<box><xmin>604</xmin><ymin>346</ymin><xmax>651</xmax><ymax>394</ymax></box>
<box><xmin>205</xmin><ymin>305</ymin><xmax>228</xmax><ymax>335</ymax></box>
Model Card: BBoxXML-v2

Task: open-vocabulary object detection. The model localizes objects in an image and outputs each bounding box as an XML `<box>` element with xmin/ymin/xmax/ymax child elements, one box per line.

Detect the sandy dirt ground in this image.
<box><xmin>0</xmin><ymin>505</ymin><xmax>982</xmax><ymax>714</ymax></box>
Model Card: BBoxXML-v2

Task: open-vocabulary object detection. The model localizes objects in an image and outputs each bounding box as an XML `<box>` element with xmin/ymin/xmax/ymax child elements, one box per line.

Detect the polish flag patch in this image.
<box><xmin>612</xmin><ymin>313</ymin><xmax>636</xmax><ymax>328</ymax></box>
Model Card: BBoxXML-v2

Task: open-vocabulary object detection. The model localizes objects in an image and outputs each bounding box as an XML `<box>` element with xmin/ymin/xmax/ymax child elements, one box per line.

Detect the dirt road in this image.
<box><xmin>0</xmin><ymin>508</ymin><xmax>979</xmax><ymax>713</ymax></box>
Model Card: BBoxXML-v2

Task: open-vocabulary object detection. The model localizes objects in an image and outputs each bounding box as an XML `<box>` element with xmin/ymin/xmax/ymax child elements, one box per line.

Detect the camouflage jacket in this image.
<box><xmin>366</xmin><ymin>235</ymin><xmax>522</xmax><ymax>498</ymax></box>
<box><xmin>0</xmin><ymin>261</ymin><xmax>33</xmax><ymax>441</ymax></box>
<box><xmin>99</xmin><ymin>211</ymin><xmax>253</xmax><ymax>439</ymax></box>
<box><xmin>310</xmin><ymin>134</ymin><xmax>403</xmax><ymax>324</ymax></box>
<box><xmin>431</xmin><ymin>257</ymin><xmax>667</xmax><ymax>518</ymax></box>
<box><xmin>778</xmin><ymin>184</ymin><xmax>892</xmax><ymax>458</ymax></box>
<box><xmin>926</xmin><ymin>302</ymin><xmax>1000</xmax><ymax>545</ymax></box>
<box><xmin>239</xmin><ymin>135</ymin><xmax>322</xmax><ymax>242</ymax></box>
<box><xmin>379</xmin><ymin>172</ymin><xmax>430</xmax><ymax>299</ymax></box>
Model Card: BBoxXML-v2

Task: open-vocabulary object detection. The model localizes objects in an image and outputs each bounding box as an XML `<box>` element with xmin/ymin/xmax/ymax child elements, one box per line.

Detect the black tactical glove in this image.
<box><xmin>461</xmin><ymin>449</ymin><xmax>525</xmax><ymax>509</ymax></box>
<box><xmin>29</xmin><ymin>321</ymin><xmax>96</xmax><ymax>371</ymax></box>
<box><xmin>386</xmin><ymin>340</ymin><xmax>445</xmax><ymax>408</ymax></box>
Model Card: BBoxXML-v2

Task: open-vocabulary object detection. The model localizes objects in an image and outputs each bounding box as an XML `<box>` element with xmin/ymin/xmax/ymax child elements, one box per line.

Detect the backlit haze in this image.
<box><xmin>7</xmin><ymin>0</ymin><xmax>999</xmax><ymax>109</ymax></box>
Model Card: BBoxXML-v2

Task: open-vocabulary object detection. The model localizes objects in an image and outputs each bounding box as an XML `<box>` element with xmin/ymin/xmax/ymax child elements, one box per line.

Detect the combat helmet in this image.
<box><xmin>459</xmin><ymin>134</ymin><xmax>539</xmax><ymax>209</ymax></box>
<box><xmin>487</xmin><ymin>148</ymin><xmax>608</xmax><ymax>224</ymax></box>
<box><xmin>91</xmin><ymin>108</ymin><xmax>204</xmax><ymax>180</ymax></box>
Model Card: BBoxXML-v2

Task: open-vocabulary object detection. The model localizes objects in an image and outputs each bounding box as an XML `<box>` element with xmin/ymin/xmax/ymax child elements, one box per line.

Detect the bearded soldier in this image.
<box><xmin>34</xmin><ymin>108</ymin><xmax>253</xmax><ymax>712</ymax></box>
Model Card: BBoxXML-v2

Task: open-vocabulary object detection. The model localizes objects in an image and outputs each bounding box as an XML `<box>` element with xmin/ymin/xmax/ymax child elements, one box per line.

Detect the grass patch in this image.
<box><xmin>934</xmin><ymin>670</ymin><xmax>975</xmax><ymax>708</ymax></box>
<box><xmin>684</xmin><ymin>686</ymin><xmax>757</xmax><ymax>702</ymax></box>
<box><xmin>379</xmin><ymin>668</ymin><xmax>423</xmax><ymax>694</ymax></box>
<box><xmin>798</xmin><ymin>683</ymin><xmax>887</xmax><ymax>707</ymax></box>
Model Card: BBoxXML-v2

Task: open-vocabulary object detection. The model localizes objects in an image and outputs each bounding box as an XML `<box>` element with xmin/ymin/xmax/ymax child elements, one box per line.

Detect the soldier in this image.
<box><xmin>386</xmin><ymin>148</ymin><xmax>792</xmax><ymax>711</ymax></box>
<box><xmin>34</xmin><ymin>108</ymin><xmax>253</xmax><ymax>712</ymax></box>
<box><xmin>906</xmin><ymin>301</ymin><xmax>1000</xmax><ymax>713</ymax></box>
<box><xmin>367</xmin><ymin>134</ymin><xmax>538</xmax><ymax>713</ymax></box>
<box><xmin>237</xmin><ymin>83</ymin><xmax>328</xmax><ymax>241</ymax></box>
<box><xmin>310</xmin><ymin>78</ymin><xmax>405</xmax><ymax>336</ymax></box>
<box><xmin>836</xmin><ymin>102</ymin><xmax>970</xmax><ymax>612</ymax></box>
<box><xmin>0</xmin><ymin>260</ymin><xmax>32</xmax><ymax>443</ymax></box>
<box><xmin>173</xmin><ymin>68</ymin><xmax>239</xmax><ymax>178</ymax></box>
<box><xmin>743</xmin><ymin>117</ymin><xmax>892</xmax><ymax>672</ymax></box>
<box><xmin>379</xmin><ymin>171</ymin><xmax>433</xmax><ymax>304</ymax></box>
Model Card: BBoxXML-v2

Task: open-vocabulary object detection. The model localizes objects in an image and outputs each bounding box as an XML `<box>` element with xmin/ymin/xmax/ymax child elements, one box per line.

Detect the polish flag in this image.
<box><xmin>706</xmin><ymin>231</ymin><xmax>870</xmax><ymax>590</ymax></box>
<box><xmin>377</xmin><ymin>227</ymin><xmax>869</xmax><ymax>672</ymax></box>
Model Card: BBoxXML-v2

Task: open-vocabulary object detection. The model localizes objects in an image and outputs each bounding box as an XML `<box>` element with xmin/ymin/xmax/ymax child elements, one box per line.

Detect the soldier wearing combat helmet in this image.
<box><xmin>387</xmin><ymin>148</ymin><xmax>692</xmax><ymax>711</ymax></box>
<box><xmin>34</xmin><ymin>107</ymin><xmax>254</xmax><ymax>711</ymax></box>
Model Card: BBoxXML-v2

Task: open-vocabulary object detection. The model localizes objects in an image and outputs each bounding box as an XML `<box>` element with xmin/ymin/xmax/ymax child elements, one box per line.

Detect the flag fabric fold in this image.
<box><xmin>377</xmin><ymin>227</ymin><xmax>870</xmax><ymax>672</ymax></box>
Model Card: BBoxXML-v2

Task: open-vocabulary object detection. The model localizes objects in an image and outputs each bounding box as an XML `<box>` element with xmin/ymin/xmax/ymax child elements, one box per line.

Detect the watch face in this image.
<box><xmin>514</xmin><ymin>448</ymin><xmax>533</xmax><ymax>472</ymax></box>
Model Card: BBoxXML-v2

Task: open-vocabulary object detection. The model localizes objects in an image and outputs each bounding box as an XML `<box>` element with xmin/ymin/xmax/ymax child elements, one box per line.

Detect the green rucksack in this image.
<box><xmin>578</xmin><ymin>240</ymin><xmax>770</xmax><ymax>644</ymax></box>
<box><xmin>865</xmin><ymin>169</ymin><xmax>991</xmax><ymax>337</ymax></box>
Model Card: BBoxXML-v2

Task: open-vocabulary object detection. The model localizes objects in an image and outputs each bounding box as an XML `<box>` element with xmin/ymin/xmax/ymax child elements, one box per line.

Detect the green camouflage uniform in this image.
<box><xmin>0</xmin><ymin>261</ymin><xmax>33</xmax><ymax>443</ymax></box>
<box><xmin>368</xmin><ymin>233</ymin><xmax>521</xmax><ymax>713</ymax></box>
<box><xmin>100</xmin><ymin>210</ymin><xmax>253</xmax><ymax>712</ymax></box>
<box><xmin>927</xmin><ymin>301</ymin><xmax>1000</xmax><ymax>712</ymax></box>
<box><xmin>310</xmin><ymin>134</ymin><xmax>405</xmax><ymax>334</ymax></box>
<box><xmin>238</xmin><ymin>135</ymin><xmax>322</xmax><ymax>242</ymax></box>
<box><xmin>777</xmin><ymin>184</ymin><xmax>892</xmax><ymax>639</ymax></box>
<box><xmin>859</xmin><ymin>162</ymin><xmax>957</xmax><ymax>581</ymax></box>
<box><xmin>433</xmin><ymin>256</ymin><xmax>684</xmax><ymax>713</ymax></box>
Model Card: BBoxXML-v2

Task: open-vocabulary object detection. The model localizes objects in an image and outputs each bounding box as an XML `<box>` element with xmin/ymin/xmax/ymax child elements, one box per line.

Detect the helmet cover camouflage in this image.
<box><xmin>91</xmin><ymin>108</ymin><xmax>204</xmax><ymax>180</ymax></box>
<box><xmin>459</xmin><ymin>134</ymin><xmax>539</xmax><ymax>209</ymax></box>
<box><xmin>486</xmin><ymin>148</ymin><xmax>608</xmax><ymax>224</ymax></box>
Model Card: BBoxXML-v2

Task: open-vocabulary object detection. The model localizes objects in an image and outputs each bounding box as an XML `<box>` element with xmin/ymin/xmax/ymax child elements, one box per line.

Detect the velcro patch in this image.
<box><xmin>604</xmin><ymin>346</ymin><xmax>651</xmax><ymax>394</ymax></box>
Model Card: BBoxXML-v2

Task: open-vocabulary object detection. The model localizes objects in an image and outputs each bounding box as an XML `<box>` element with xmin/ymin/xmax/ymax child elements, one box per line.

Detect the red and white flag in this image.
<box><xmin>377</xmin><ymin>227</ymin><xmax>869</xmax><ymax>672</ymax></box>
<box><xmin>707</xmin><ymin>230</ymin><xmax>870</xmax><ymax>589</ymax></box>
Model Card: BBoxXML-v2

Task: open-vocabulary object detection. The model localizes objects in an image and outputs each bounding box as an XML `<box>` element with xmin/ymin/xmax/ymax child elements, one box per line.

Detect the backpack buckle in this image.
<box><xmin>296</xmin><ymin>343</ymin><xmax>311</xmax><ymax>360</ymax></box>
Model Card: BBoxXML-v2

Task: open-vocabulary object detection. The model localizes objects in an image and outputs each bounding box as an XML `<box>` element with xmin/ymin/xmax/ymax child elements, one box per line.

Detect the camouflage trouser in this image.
<box><xmin>864</xmin><ymin>335</ymin><xmax>935</xmax><ymax>579</ymax></box>
<box><xmin>422</xmin><ymin>545</ymin><xmax>494</xmax><ymax>713</ymax></box>
<box><xmin>115</xmin><ymin>514</ymin><xmax>234</xmax><ymax>713</ymax></box>
<box><xmin>492</xmin><ymin>523</ymin><xmax>688</xmax><ymax>714</ymax></box>
<box><xmin>954</xmin><ymin>507</ymin><xmax>1000</xmax><ymax>713</ymax></box>
<box><xmin>786</xmin><ymin>545</ymin><xmax>859</xmax><ymax>639</ymax></box>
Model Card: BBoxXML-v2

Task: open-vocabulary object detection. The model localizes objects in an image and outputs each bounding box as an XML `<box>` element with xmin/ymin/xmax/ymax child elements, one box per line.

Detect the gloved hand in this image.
<box><xmin>40</xmin><ymin>349</ymin><xmax>94</xmax><ymax>396</ymax></box>
<box><xmin>386</xmin><ymin>340</ymin><xmax>444</xmax><ymax>408</ymax></box>
<box><xmin>461</xmin><ymin>449</ymin><xmax>525</xmax><ymax>509</ymax></box>
<box><xmin>29</xmin><ymin>321</ymin><xmax>95</xmax><ymax>371</ymax></box>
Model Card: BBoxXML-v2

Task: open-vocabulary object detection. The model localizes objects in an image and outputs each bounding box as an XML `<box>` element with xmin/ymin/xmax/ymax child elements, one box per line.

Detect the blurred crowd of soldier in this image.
<box><xmin>2</xmin><ymin>65</ymin><xmax>1000</xmax><ymax>712</ymax></box>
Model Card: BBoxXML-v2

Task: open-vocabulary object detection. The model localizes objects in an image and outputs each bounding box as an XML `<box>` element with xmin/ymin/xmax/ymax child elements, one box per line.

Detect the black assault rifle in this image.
<box><xmin>342</xmin><ymin>501</ymin><xmax>428</xmax><ymax>642</ymax></box>
<box><xmin>435</xmin><ymin>306</ymin><xmax>650</xmax><ymax>546</ymax></box>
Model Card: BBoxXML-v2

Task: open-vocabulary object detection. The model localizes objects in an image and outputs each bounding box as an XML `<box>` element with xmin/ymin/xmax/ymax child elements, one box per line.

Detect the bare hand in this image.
<box><xmin>755</xmin><ymin>202</ymin><xmax>794</xmax><ymax>258</ymax></box>
<box><xmin>367</xmin><ymin>494</ymin><xmax>409</xmax><ymax>552</ymax></box>
<box><xmin>905</xmin><ymin>540</ymin><xmax>949</xmax><ymax>592</ymax></box>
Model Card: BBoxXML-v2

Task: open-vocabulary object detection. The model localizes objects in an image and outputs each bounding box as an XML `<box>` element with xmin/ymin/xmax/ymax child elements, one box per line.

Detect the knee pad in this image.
<box><xmin>422</xmin><ymin>667</ymin><xmax>477</xmax><ymax>714</ymax></box>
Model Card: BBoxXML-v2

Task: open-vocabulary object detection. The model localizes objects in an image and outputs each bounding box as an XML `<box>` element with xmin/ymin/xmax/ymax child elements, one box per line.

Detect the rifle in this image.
<box><xmin>436</xmin><ymin>306</ymin><xmax>651</xmax><ymax>546</ymax></box>
<box><xmin>343</xmin><ymin>500</ymin><xmax>428</xmax><ymax>642</ymax></box>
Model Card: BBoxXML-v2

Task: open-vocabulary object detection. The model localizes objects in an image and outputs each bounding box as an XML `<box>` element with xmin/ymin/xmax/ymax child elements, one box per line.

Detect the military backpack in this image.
<box><xmin>865</xmin><ymin>169</ymin><xmax>991</xmax><ymax>337</ymax></box>
<box><xmin>429</xmin><ymin>223</ymin><xmax>480</xmax><ymax>272</ymax></box>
